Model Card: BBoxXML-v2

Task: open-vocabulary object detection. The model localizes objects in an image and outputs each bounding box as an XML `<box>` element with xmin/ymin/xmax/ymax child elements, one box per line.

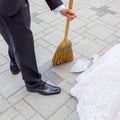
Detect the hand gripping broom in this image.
<box><xmin>52</xmin><ymin>0</ymin><xmax>74</xmax><ymax>66</ymax></box>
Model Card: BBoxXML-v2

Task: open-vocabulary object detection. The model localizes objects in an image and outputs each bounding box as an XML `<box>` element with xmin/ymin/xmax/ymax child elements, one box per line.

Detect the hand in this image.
<box><xmin>60</xmin><ymin>8</ymin><xmax>77</xmax><ymax>21</ymax></box>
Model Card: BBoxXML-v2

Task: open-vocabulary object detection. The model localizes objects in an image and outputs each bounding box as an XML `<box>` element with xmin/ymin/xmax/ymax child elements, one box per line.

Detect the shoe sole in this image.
<box><xmin>26</xmin><ymin>88</ymin><xmax>61</xmax><ymax>95</ymax></box>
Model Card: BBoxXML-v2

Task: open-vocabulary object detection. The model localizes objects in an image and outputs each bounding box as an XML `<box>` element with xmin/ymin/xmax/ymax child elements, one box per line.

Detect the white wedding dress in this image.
<box><xmin>71</xmin><ymin>44</ymin><xmax>120</xmax><ymax>120</ymax></box>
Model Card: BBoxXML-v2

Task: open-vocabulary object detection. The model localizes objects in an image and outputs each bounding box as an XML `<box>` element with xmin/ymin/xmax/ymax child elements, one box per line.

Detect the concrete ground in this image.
<box><xmin>0</xmin><ymin>0</ymin><xmax>120</xmax><ymax>119</ymax></box>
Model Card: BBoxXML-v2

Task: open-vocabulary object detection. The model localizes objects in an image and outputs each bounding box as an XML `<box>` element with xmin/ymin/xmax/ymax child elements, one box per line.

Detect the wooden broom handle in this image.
<box><xmin>64</xmin><ymin>0</ymin><xmax>73</xmax><ymax>41</ymax></box>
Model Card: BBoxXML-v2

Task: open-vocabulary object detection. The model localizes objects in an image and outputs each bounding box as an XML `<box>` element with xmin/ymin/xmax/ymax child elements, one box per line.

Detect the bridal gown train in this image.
<box><xmin>71</xmin><ymin>44</ymin><xmax>120</xmax><ymax>120</ymax></box>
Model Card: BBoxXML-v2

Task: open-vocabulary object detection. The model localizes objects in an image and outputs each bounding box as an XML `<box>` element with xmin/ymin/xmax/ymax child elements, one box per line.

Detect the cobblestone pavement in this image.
<box><xmin>0</xmin><ymin>0</ymin><xmax>120</xmax><ymax>120</ymax></box>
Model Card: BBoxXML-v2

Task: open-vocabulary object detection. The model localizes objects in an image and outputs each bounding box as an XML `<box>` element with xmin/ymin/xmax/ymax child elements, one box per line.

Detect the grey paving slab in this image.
<box><xmin>0</xmin><ymin>71</ymin><xmax>24</xmax><ymax>98</ymax></box>
<box><xmin>51</xmin><ymin>61</ymin><xmax>78</xmax><ymax>84</ymax></box>
<box><xmin>109</xmin><ymin>4</ymin><xmax>120</xmax><ymax>13</ymax></box>
<box><xmin>88</xmin><ymin>24</ymin><xmax>114</xmax><ymax>40</ymax></box>
<box><xmin>24</xmin><ymin>91</ymin><xmax>70</xmax><ymax>119</ymax></box>
<box><xmin>12</xmin><ymin>114</ymin><xmax>26</xmax><ymax>120</ymax></box>
<box><xmin>31</xmin><ymin>22</ymin><xmax>45</xmax><ymax>35</ymax></box>
<box><xmin>35</xmin><ymin>45</ymin><xmax>53</xmax><ymax>66</ymax></box>
<box><xmin>30</xmin><ymin>113</ymin><xmax>44</xmax><ymax>120</ymax></box>
<box><xmin>7</xmin><ymin>87</ymin><xmax>29</xmax><ymax>106</ymax></box>
<box><xmin>0</xmin><ymin>55</ymin><xmax>8</xmax><ymax>66</ymax></box>
<box><xmin>65</xmin><ymin>97</ymin><xmax>78</xmax><ymax>112</ymax></box>
<box><xmin>43</xmin><ymin>30</ymin><xmax>65</xmax><ymax>46</ymax></box>
<box><xmin>77</xmin><ymin>8</ymin><xmax>96</xmax><ymax>18</ymax></box>
<box><xmin>100</xmin><ymin>14</ymin><xmax>120</xmax><ymax>25</ymax></box>
<box><xmin>0</xmin><ymin>108</ymin><xmax>18</xmax><ymax>120</ymax></box>
<box><xmin>65</xmin><ymin>110</ymin><xmax>80</xmax><ymax>120</ymax></box>
<box><xmin>0</xmin><ymin>0</ymin><xmax>120</xmax><ymax>120</ymax></box>
<box><xmin>59</xmin><ymin>81</ymin><xmax>74</xmax><ymax>94</ymax></box>
<box><xmin>0</xmin><ymin>95</ymin><xmax>11</xmax><ymax>114</ymax></box>
<box><xmin>91</xmin><ymin>5</ymin><xmax>116</xmax><ymax>17</ymax></box>
<box><xmin>14</xmin><ymin>100</ymin><xmax>36</xmax><ymax>119</ymax></box>
<box><xmin>43</xmin><ymin>71</ymin><xmax>63</xmax><ymax>85</ymax></box>
<box><xmin>48</xmin><ymin>105</ymin><xmax>72</xmax><ymax>120</ymax></box>
<box><xmin>37</xmin><ymin>11</ymin><xmax>61</xmax><ymax>23</ymax></box>
<box><xmin>0</xmin><ymin>41</ymin><xmax>8</xmax><ymax>56</ymax></box>
<box><xmin>74</xmin><ymin>39</ymin><xmax>104</xmax><ymax>58</ymax></box>
<box><xmin>0</xmin><ymin>63</ymin><xmax>9</xmax><ymax>74</ymax></box>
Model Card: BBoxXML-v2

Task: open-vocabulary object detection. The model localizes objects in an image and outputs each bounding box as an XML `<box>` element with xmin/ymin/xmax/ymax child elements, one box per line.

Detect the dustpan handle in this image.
<box><xmin>64</xmin><ymin>0</ymin><xmax>73</xmax><ymax>41</ymax></box>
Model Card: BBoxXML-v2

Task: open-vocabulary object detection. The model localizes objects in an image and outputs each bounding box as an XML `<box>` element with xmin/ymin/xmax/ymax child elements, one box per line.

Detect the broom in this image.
<box><xmin>52</xmin><ymin>0</ymin><xmax>74</xmax><ymax>66</ymax></box>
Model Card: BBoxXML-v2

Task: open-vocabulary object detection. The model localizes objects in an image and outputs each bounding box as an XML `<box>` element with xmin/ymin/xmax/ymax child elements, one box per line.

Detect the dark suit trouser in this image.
<box><xmin>0</xmin><ymin>2</ymin><xmax>42</xmax><ymax>83</ymax></box>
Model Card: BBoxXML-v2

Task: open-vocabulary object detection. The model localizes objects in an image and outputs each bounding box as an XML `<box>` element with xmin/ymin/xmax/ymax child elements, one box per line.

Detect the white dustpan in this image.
<box><xmin>70</xmin><ymin>58</ymin><xmax>90</xmax><ymax>73</ymax></box>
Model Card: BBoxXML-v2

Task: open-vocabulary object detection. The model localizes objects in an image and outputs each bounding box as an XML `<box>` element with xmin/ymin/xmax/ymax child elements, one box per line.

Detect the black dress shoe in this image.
<box><xmin>10</xmin><ymin>64</ymin><xmax>20</xmax><ymax>75</ymax></box>
<box><xmin>26</xmin><ymin>82</ymin><xmax>61</xmax><ymax>95</ymax></box>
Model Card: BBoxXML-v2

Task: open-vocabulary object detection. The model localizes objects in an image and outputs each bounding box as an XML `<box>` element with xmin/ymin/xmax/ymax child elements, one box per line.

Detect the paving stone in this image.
<box><xmin>91</xmin><ymin>5</ymin><xmax>116</xmax><ymax>17</ymax></box>
<box><xmin>31</xmin><ymin>22</ymin><xmax>45</xmax><ymax>35</ymax></box>
<box><xmin>82</xmin><ymin>32</ymin><xmax>96</xmax><ymax>40</ymax></box>
<box><xmin>0</xmin><ymin>0</ymin><xmax>120</xmax><ymax>120</ymax></box>
<box><xmin>116</xmin><ymin>24</ymin><xmax>120</xmax><ymax>29</ymax></box>
<box><xmin>114</xmin><ymin>31</ymin><xmax>120</xmax><ymax>37</ymax></box>
<box><xmin>31</xmin><ymin>12</ymin><xmax>39</xmax><ymax>17</ymax></box>
<box><xmin>37</xmin><ymin>11</ymin><xmax>61</xmax><ymax>23</ymax></box>
<box><xmin>65</xmin><ymin>110</ymin><xmax>80</xmax><ymax>120</ymax></box>
<box><xmin>24</xmin><ymin>91</ymin><xmax>70</xmax><ymax>119</ymax></box>
<box><xmin>86</xmin><ymin>21</ymin><xmax>96</xmax><ymax>28</ymax></box>
<box><xmin>51</xmin><ymin>61</ymin><xmax>78</xmax><ymax>84</ymax></box>
<box><xmin>115</xmin><ymin>37</ymin><xmax>120</xmax><ymax>43</ymax></box>
<box><xmin>76</xmin><ymin>27</ymin><xmax>88</xmax><ymax>34</ymax></box>
<box><xmin>12</xmin><ymin>114</ymin><xmax>26</xmax><ymax>120</ymax></box>
<box><xmin>105</xmin><ymin>24</ymin><xmax>118</xmax><ymax>32</ymax></box>
<box><xmin>39</xmin><ymin>22</ymin><xmax>50</xmax><ymax>29</ymax></box>
<box><xmin>14</xmin><ymin>100</ymin><xmax>36</xmax><ymax>119</ymax></box>
<box><xmin>34</xmin><ymin>33</ymin><xmax>45</xmax><ymax>41</ymax></box>
<box><xmin>70</xmin><ymin>19</ymin><xmax>87</xmax><ymax>31</ymax></box>
<box><xmin>112</xmin><ymin>41</ymin><xmax>119</xmax><ymax>46</ymax></box>
<box><xmin>96</xmin><ymin>11</ymin><xmax>107</xmax><ymax>17</ymax></box>
<box><xmin>55</xmin><ymin>19</ymin><xmax>87</xmax><ymax>32</ymax></box>
<box><xmin>74</xmin><ymin>39</ymin><xmax>104</xmax><ymax>58</ymax></box>
<box><xmin>0</xmin><ymin>35</ymin><xmax>3</xmax><ymax>41</ymax></box>
<box><xmin>0</xmin><ymin>108</ymin><xmax>17</xmax><ymax>120</ymax></box>
<box><xmin>81</xmin><ymin>17</ymin><xmax>92</xmax><ymax>23</ymax></box>
<box><xmin>87</xmin><ymin>0</ymin><xmax>107</xmax><ymax>8</ymax></box>
<box><xmin>32</xmin><ymin>17</ymin><xmax>43</xmax><ymax>24</ymax></box>
<box><xmin>30</xmin><ymin>7</ymin><xmax>39</xmax><ymax>13</ymax></box>
<box><xmin>46</xmin><ymin>45</ymin><xmax>56</xmax><ymax>53</ymax></box>
<box><xmin>89</xmin><ymin>15</ymin><xmax>99</xmax><ymax>21</ymax></box>
<box><xmin>66</xmin><ymin>97</ymin><xmax>78</xmax><ymax>111</ymax></box>
<box><xmin>43</xmin><ymin>71</ymin><xmax>63</xmax><ymax>85</ymax></box>
<box><xmin>42</xmin><ymin>27</ymin><xmax>56</xmax><ymax>34</ymax></box>
<box><xmin>30</xmin><ymin>113</ymin><xmax>44</xmax><ymax>120</ymax></box>
<box><xmin>104</xmin><ymin>36</ymin><xmax>117</xmax><ymax>43</ymax></box>
<box><xmin>103</xmin><ymin>45</ymin><xmax>113</xmax><ymax>51</ymax></box>
<box><xmin>0</xmin><ymin>55</ymin><xmax>8</xmax><ymax>66</ymax></box>
<box><xmin>50</xmin><ymin>19</ymin><xmax>63</xmax><ymax>26</ymax></box>
<box><xmin>109</xmin><ymin>4</ymin><xmax>120</xmax><ymax>13</ymax></box>
<box><xmin>35</xmin><ymin>46</ymin><xmax>53</xmax><ymax>66</ymax></box>
<box><xmin>73</xmin><ymin>50</ymin><xmax>82</xmax><ymax>59</ymax></box>
<box><xmin>68</xmin><ymin>31</ymin><xmax>79</xmax><ymax>39</ymax></box>
<box><xmin>0</xmin><ymin>71</ymin><xmax>24</xmax><ymax>98</ymax></box>
<box><xmin>59</xmin><ymin>81</ymin><xmax>73</xmax><ymax>94</ymax></box>
<box><xmin>88</xmin><ymin>25</ymin><xmax>114</xmax><ymax>40</ymax></box>
<box><xmin>0</xmin><ymin>95</ymin><xmax>11</xmax><ymax>114</ymax></box>
<box><xmin>77</xmin><ymin>8</ymin><xmax>96</xmax><ymax>18</ymax></box>
<box><xmin>48</xmin><ymin>105</ymin><xmax>71</xmax><ymax>120</ymax></box>
<box><xmin>7</xmin><ymin>87</ymin><xmax>29</xmax><ymax>105</ymax></box>
<box><xmin>38</xmin><ymin>61</ymin><xmax>53</xmax><ymax>74</ymax></box>
<box><xmin>0</xmin><ymin>41</ymin><xmax>8</xmax><ymax>56</ymax></box>
<box><xmin>93</xmin><ymin>39</ymin><xmax>108</xmax><ymax>47</ymax></box>
<box><xmin>100</xmin><ymin>14</ymin><xmax>120</xmax><ymax>25</ymax></box>
<box><xmin>43</xmin><ymin>30</ymin><xmax>64</xmax><ymax>46</ymax></box>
